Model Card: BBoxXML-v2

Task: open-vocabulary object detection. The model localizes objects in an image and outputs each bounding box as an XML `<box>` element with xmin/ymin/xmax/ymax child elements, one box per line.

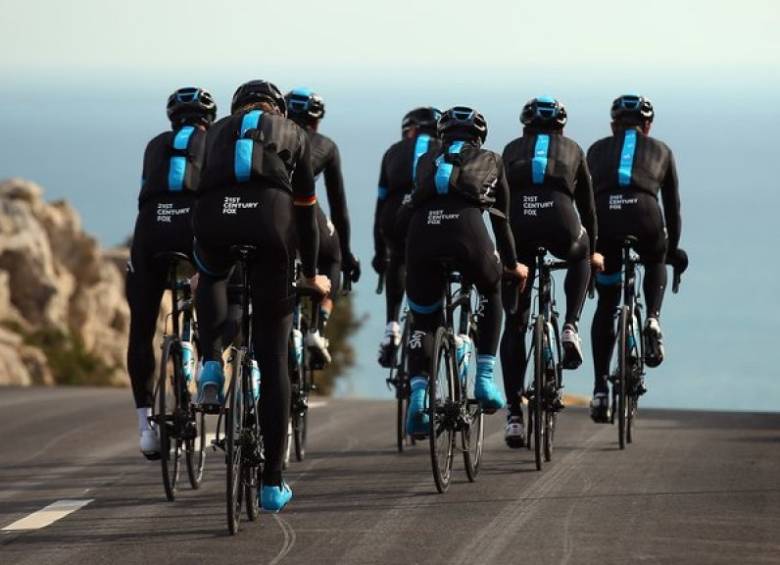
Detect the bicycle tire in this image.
<box><xmin>532</xmin><ymin>316</ymin><xmax>545</xmax><ymax>471</ymax></box>
<box><xmin>462</xmin><ymin>328</ymin><xmax>483</xmax><ymax>481</ymax></box>
<box><xmin>157</xmin><ymin>337</ymin><xmax>181</xmax><ymax>501</ymax></box>
<box><xmin>429</xmin><ymin>327</ymin><xmax>455</xmax><ymax>493</ymax></box>
<box><xmin>395</xmin><ymin>318</ymin><xmax>411</xmax><ymax>452</ymax></box>
<box><xmin>226</xmin><ymin>348</ymin><xmax>245</xmax><ymax>535</ymax></box>
<box><xmin>543</xmin><ymin>320</ymin><xmax>560</xmax><ymax>463</ymax></box>
<box><xmin>627</xmin><ymin>307</ymin><xmax>643</xmax><ymax>444</ymax></box>
<box><xmin>396</xmin><ymin>387</ymin><xmax>407</xmax><ymax>453</ymax></box>
<box><xmin>293</xmin><ymin>408</ymin><xmax>308</xmax><ymax>462</ymax></box>
<box><xmin>245</xmin><ymin>464</ymin><xmax>260</xmax><ymax>521</ymax></box>
<box><xmin>186</xmin><ymin>410</ymin><xmax>206</xmax><ymax>489</ymax></box>
<box><xmin>617</xmin><ymin>307</ymin><xmax>629</xmax><ymax>450</ymax></box>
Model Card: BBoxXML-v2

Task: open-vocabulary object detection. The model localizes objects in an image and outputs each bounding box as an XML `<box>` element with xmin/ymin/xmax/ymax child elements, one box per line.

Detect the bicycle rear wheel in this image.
<box><xmin>226</xmin><ymin>348</ymin><xmax>245</xmax><ymax>535</ymax></box>
<box><xmin>543</xmin><ymin>320</ymin><xmax>560</xmax><ymax>463</ymax></box>
<box><xmin>395</xmin><ymin>319</ymin><xmax>411</xmax><ymax>452</ymax></box>
<box><xmin>532</xmin><ymin>316</ymin><xmax>545</xmax><ymax>471</ymax></box>
<box><xmin>157</xmin><ymin>337</ymin><xmax>182</xmax><ymax>501</ymax></box>
<box><xmin>429</xmin><ymin>327</ymin><xmax>455</xmax><ymax>493</ymax></box>
<box><xmin>617</xmin><ymin>307</ymin><xmax>629</xmax><ymax>450</ymax></box>
<box><xmin>292</xmin><ymin>351</ymin><xmax>310</xmax><ymax>462</ymax></box>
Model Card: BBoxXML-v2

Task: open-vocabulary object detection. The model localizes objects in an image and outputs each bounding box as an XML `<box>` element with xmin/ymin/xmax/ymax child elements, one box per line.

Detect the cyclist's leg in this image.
<box><xmin>557</xmin><ymin>228</ymin><xmax>590</xmax><ymax>369</ymax></box>
<box><xmin>378</xmin><ymin>199</ymin><xmax>407</xmax><ymax>367</ymax></box>
<box><xmin>459</xmin><ymin>211</ymin><xmax>505</xmax><ymax>412</ymax></box>
<box><xmin>639</xmin><ymin>228</ymin><xmax>669</xmax><ymax>367</ymax></box>
<box><xmin>307</xmin><ymin>206</ymin><xmax>340</xmax><ymax>365</ymax></box>
<box><xmin>499</xmin><ymin>250</ymin><xmax>535</xmax><ymax>413</ymax></box>
<box><xmin>590</xmin><ymin>241</ymin><xmax>621</xmax><ymax>421</ymax></box>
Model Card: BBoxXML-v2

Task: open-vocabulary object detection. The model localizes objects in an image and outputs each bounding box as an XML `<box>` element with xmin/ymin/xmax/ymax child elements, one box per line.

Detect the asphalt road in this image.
<box><xmin>0</xmin><ymin>387</ymin><xmax>778</xmax><ymax>565</ymax></box>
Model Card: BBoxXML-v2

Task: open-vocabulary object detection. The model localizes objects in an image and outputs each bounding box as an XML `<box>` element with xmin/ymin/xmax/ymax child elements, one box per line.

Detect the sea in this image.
<box><xmin>2</xmin><ymin>68</ymin><xmax>778</xmax><ymax>412</ymax></box>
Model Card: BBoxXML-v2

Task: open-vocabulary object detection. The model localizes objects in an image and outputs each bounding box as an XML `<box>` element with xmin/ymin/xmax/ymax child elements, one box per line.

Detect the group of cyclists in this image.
<box><xmin>126</xmin><ymin>79</ymin><xmax>687</xmax><ymax>514</ymax></box>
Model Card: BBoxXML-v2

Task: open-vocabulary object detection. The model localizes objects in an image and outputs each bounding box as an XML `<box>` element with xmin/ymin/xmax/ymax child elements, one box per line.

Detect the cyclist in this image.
<box><xmin>192</xmin><ymin>80</ymin><xmax>330</xmax><ymax>511</ymax></box>
<box><xmin>126</xmin><ymin>87</ymin><xmax>215</xmax><ymax>459</ymax></box>
<box><xmin>373</xmin><ymin>107</ymin><xmax>442</xmax><ymax>368</ymax></box>
<box><xmin>285</xmin><ymin>88</ymin><xmax>360</xmax><ymax>366</ymax></box>
<box><xmin>401</xmin><ymin>107</ymin><xmax>528</xmax><ymax>436</ymax></box>
<box><xmin>587</xmin><ymin>94</ymin><xmax>686</xmax><ymax>423</ymax></box>
<box><xmin>500</xmin><ymin>96</ymin><xmax>603</xmax><ymax>447</ymax></box>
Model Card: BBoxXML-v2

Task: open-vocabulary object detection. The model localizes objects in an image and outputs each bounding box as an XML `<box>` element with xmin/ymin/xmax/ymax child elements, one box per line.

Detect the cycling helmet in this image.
<box><xmin>285</xmin><ymin>88</ymin><xmax>325</xmax><ymax>122</ymax></box>
<box><xmin>166</xmin><ymin>87</ymin><xmax>217</xmax><ymax>125</ymax></box>
<box><xmin>611</xmin><ymin>94</ymin><xmax>654</xmax><ymax>124</ymax></box>
<box><xmin>437</xmin><ymin>106</ymin><xmax>488</xmax><ymax>144</ymax></box>
<box><xmin>402</xmin><ymin>107</ymin><xmax>442</xmax><ymax>135</ymax></box>
<box><xmin>231</xmin><ymin>80</ymin><xmax>287</xmax><ymax>115</ymax></box>
<box><xmin>520</xmin><ymin>96</ymin><xmax>567</xmax><ymax>129</ymax></box>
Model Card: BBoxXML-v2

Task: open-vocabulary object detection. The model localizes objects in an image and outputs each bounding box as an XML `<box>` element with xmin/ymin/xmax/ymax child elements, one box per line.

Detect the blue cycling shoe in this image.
<box><xmin>197</xmin><ymin>360</ymin><xmax>224</xmax><ymax>410</ymax></box>
<box><xmin>260</xmin><ymin>482</ymin><xmax>293</xmax><ymax>513</ymax></box>
<box><xmin>474</xmin><ymin>355</ymin><xmax>505</xmax><ymax>414</ymax></box>
<box><xmin>406</xmin><ymin>377</ymin><xmax>429</xmax><ymax>438</ymax></box>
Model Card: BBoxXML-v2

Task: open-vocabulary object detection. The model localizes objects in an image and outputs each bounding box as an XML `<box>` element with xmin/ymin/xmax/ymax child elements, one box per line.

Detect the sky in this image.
<box><xmin>1</xmin><ymin>0</ymin><xmax>778</xmax><ymax>81</ymax></box>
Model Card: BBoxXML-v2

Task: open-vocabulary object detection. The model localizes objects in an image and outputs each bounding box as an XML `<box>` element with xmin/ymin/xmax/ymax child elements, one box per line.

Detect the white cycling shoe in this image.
<box><xmin>306</xmin><ymin>330</ymin><xmax>332</xmax><ymax>367</ymax></box>
<box><xmin>378</xmin><ymin>321</ymin><xmax>401</xmax><ymax>368</ymax></box>
<box><xmin>561</xmin><ymin>323</ymin><xmax>584</xmax><ymax>370</ymax></box>
<box><xmin>140</xmin><ymin>427</ymin><xmax>160</xmax><ymax>460</ymax></box>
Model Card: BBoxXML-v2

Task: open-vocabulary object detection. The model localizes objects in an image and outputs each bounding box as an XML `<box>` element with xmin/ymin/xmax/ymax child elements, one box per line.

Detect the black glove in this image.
<box><xmin>343</xmin><ymin>252</ymin><xmax>361</xmax><ymax>283</ymax></box>
<box><xmin>372</xmin><ymin>254</ymin><xmax>387</xmax><ymax>275</ymax></box>
<box><xmin>667</xmin><ymin>248</ymin><xmax>689</xmax><ymax>273</ymax></box>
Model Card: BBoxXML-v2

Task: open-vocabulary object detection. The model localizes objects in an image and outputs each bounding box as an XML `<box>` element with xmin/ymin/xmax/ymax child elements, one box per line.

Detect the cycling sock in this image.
<box><xmin>476</xmin><ymin>355</ymin><xmax>496</xmax><ymax>380</ymax></box>
<box><xmin>136</xmin><ymin>407</ymin><xmax>152</xmax><ymax>432</ymax></box>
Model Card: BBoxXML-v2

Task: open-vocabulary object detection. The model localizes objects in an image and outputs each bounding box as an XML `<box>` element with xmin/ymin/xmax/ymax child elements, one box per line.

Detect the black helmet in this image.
<box><xmin>520</xmin><ymin>96</ymin><xmax>567</xmax><ymax>129</ymax></box>
<box><xmin>285</xmin><ymin>88</ymin><xmax>325</xmax><ymax>123</ymax></box>
<box><xmin>437</xmin><ymin>106</ymin><xmax>488</xmax><ymax>144</ymax></box>
<box><xmin>231</xmin><ymin>80</ymin><xmax>287</xmax><ymax>115</ymax></box>
<box><xmin>402</xmin><ymin>107</ymin><xmax>442</xmax><ymax>135</ymax></box>
<box><xmin>611</xmin><ymin>94</ymin><xmax>654</xmax><ymax>124</ymax></box>
<box><xmin>166</xmin><ymin>87</ymin><xmax>217</xmax><ymax>125</ymax></box>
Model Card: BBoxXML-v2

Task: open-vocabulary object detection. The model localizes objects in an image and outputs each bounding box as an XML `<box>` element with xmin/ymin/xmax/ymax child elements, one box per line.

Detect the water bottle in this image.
<box><xmin>181</xmin><ymin>341</ymin><xmax>195</xmax><ymax>383</ymax></box>
<box><xmin>292</xmin><ymin>328</ymin><xmax>304</xmax><ymax>365</ymax></box>
<box><xmin>251</xmin><ymin>360</ymin><xmax>261</xmax><ymax>402</ymax></box>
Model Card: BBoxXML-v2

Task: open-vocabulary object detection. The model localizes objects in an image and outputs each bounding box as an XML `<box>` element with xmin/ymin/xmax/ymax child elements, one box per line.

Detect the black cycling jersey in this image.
<box><xmin>198</xmin><ymin>109</ymin><xmax>318</xmax><ymax>276</ymax></box>
<box><xmin>410</xmin><ymin>140</ymin><xmax>518</xmax><ymax>269</ymax></box>
<box><xmin>587</xmin><ymin>128</ymin><xmax>681</xmax><ymax>251</ymax></box>
<box><xmin>138</xmin><ymin>126</ymin><xmax>207</xmax><ymax>208</ymax></box>
<box><xmin>309</xmin><ymin>131</ymin><xmax>352</xmax><ymax>260</ymax></box>
<box><xmin>374</xmin><ymin>134</ymin><xmax>443</xmax><ymax>253</ymax></box>
<box><xmin>503</xmin><ymin>130</ymin><xmax>597</xmax><ymax>250</ymax></box>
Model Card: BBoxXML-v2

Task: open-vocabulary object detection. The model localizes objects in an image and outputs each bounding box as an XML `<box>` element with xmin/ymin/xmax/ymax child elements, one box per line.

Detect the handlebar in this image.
<box><xmin>672</xmin><ymin>269</ymin><xmax>682</xmax><ymax>294</ymax></box>
<box><xmin>376</xmin><ymin>273</ymin><xmax>385</xmax><ymax>295</ymax></box>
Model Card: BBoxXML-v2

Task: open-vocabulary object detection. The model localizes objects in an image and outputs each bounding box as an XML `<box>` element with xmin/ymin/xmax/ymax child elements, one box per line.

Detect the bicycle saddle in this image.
<box><xmin>229</xmin><ymin>245</ymin><xmax>260</xmax><ymax>260</ymax></box>
<box><xmin>152</xmin><ymin>251</ymin><xmax>191</xmax><ymax>264</ymax></box>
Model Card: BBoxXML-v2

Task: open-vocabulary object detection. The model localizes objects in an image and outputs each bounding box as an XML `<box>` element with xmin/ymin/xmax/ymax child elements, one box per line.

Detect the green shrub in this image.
<box><xmin>22</xmin><ymin>327</ymin><xmax>114</xmax><ymax>386</ymax></box>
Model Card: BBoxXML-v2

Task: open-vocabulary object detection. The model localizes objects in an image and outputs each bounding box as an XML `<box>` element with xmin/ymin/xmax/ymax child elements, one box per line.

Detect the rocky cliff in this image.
<box><xmin>0</xmin><ymin>178</ymin><xmax>130</xmax><ymax>386</ymax></box>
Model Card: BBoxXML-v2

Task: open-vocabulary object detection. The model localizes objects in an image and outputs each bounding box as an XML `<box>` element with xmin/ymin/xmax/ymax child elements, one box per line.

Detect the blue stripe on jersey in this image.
<box><xmin>240</xmin><ymin>110</ymin><xmax>262</xmax><ymax>137</ymax></box>
<box><xmin>408</xmin><ymin>297</ymin><xmax>443</xmax><ymax>314</ymax></box>
<box><xmin>531</xmin><ymin>134</ymin><xmax>550</xmax><ymax>185</ymax></box>
<box><xmin>412</xmin><ymin>134</ymin><xmax>431</xmax><ymax>182</ymax></box>
<box><xmin>378</xmin><ymin>186</ymin><xmax>388</xmax><ymax>200</ymax></box>
<box><xmin>618</xmin><ymin>129</ymin><xmax>637</xmax><ymax>187</ymax></box>
<box><xmin>235</xmin><ymin>111</ymin><xmax>263</xmax><ymax>183</ymax></box>
<box><xmin>434</xmin><ymin>141</ymin><xmax>465</xmax><ymax>194</ymax></box>
<box><xmin>167</xmin><ymin>126</ymin><xmax>196</xmax><ymax>191</ymax></box>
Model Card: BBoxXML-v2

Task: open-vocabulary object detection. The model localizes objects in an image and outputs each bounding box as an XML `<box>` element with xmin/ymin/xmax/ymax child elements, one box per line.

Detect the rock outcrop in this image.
<box><xmin>0</xmin><ymin>178</ymin><xmax>130</xmax><ymax>386</ymax></box>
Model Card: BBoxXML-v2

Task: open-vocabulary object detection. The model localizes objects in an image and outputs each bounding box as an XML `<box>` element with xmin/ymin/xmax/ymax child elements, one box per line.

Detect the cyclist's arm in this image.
<box><xmin>323</xmin><ymin>143</ymin><xmax>352</xmax><ymax>259</ymax></box>
<box><xmin>293</xmin><ymin>134</ymin><xmax>319</xmax><ymax>277</ymax></box>
<box><xmin>660</xmin><ymin>149</ymin><xmax>681</xmax><ymax>252</ymax></box>
<box><xmin>574</xmin><ymin>149</ymin><xmax>597</xmax><ymax>251</ymax></box>
<box><xmin>373</xmin><ymin>153</ymin><xmax>390</xmax><ymax>260</ymax></box>
<box><xmin>491</xmin><ymin>162</ymin><xmax>518</xmax><ymax>269</ymax></box>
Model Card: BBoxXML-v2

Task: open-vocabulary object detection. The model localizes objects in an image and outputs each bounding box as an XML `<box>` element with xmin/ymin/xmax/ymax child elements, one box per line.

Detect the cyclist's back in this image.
<box><xmin>499</xmin><ymin>97</ymin><xmax>599</xmax><ymax>446</ymax></box>
<box><xmin>587</xmin><ymin>94</ymin><xmax>684</xmax><ymax>422</ymax></box>
<box><xmin>126</xmin><ymin>87</ymin><xmax>215</xmax><ymax>459</ymax></box>
<box><xmin>402</xmin><ymin>107</ymin><xmax>527</xmax><ymax>437</ymax></box>
<box><xmin>192</xmin><ymin>80</ymin><xmax>328</xmax><ymax>513</ymax></box>
<box><xmin>373</xmin><ymin>108</ymin><xmax>442</xmax><ymax>367</ymax></box>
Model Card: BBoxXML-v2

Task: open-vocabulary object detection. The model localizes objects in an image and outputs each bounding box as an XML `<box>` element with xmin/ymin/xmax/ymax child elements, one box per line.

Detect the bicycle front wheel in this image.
<box><xmin>156</xmin><ymin>337</ymin><xmax>182</xmax><ymax>501</ymax></box>
<box><xmin>225</xmin><ymin>348</ymin><xmax>245</xmax><ymax>535</ymax></box>
<box><xmin>186</xmin><ymin>410</ymin><xmax>206</xmax><ymax>489</ymax></box>
<box><xmin>543</xmin><ymin>320</ymin><xmax>560</xmax><ymax>463</ymax></box>
<box><xmin>532</xmin><ymin>316</ymin><xmax>545</xmax><ymax>471</ymax></box>
<box><xmin>429</xmin><ymin>327</ymin><xmax>456</xmax><ymax>493</ymax></box>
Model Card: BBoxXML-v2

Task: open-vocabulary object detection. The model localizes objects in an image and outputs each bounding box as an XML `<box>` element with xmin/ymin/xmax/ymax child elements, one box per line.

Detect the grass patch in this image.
<box><xmin>22</xmin><ymin>327</ymin><xmax>114</xmax><ymax>386</ymax></box>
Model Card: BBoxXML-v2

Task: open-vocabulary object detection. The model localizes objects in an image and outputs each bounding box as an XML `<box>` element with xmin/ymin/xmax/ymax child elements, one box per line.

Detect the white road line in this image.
<box><xmin>2</xmin><ymin>499</ymin><xmax>93</xmax><ymax>531</ymax></box>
